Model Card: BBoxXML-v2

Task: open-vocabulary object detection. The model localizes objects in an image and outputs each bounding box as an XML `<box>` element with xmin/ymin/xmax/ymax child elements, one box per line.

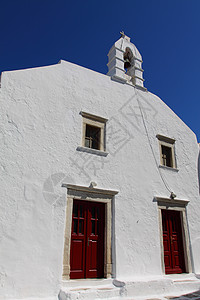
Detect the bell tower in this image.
<box><xmin>107</xmin><ymin>32</ymin><xmax>145</xmax><ymax>90</ymax></box>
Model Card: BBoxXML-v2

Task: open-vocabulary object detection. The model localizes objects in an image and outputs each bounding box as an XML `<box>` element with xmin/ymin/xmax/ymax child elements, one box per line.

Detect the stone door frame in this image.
<box><xmin>62</xmin><ymin>184</ymin><xmax>118</xmax><ymax>280</ymax></box>
<box><xmin>156</xmin><ymin>196</ymin><xmax>192</xmax><ymax>274</ymax></box>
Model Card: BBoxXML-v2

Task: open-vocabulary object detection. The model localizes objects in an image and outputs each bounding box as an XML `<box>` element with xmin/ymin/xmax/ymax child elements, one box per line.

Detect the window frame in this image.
<box><xmin>81</xmin><ymin>111</ymin><xmax>108</xmax><ymax>152</ymax></box>
<box><xmin>156</xmin><ymin>134</ymin><xmax>176</xmax><ymax>169</ymax></box>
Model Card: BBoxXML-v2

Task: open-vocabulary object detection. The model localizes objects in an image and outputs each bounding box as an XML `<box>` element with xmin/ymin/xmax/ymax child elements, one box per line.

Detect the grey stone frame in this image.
<box><xmin>62</xmin><ymin>184</ymin><xmax>118</xmax><ymax>280</ymax></box>
<box><xmin>156</xmin><ymin>134</ymin><xmax>177</xmax><ymax>169</ymax></box>
<box><xmin>155</xmin><ymin>196</ymin><xmax>192</xmax><ymax>274</ymax></box>
<box><xmin>81</xmin><ymin>111</ymin><xmax>108</xmax><ymax>152</ymax></box>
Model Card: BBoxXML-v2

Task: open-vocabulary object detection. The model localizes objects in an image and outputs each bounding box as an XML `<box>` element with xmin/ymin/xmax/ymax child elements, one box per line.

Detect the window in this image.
<box><xmin>85</xmin><ymin>124</ymin><xmax>100</xmax><ymax>150</ymax></box>
<box><xmin>81</xmin><ymin>111</ymin><xmax>107</xmax><ymax>152</ymax></box>
<box><xmin>161</xmin><ymin>145</ymin><xmax>172</xmax><ymax>167</ymax></box>
<box><xmin>157</xmin><ymin>134</ymin><xmax>176</xmax><ymax>168</ymax></box>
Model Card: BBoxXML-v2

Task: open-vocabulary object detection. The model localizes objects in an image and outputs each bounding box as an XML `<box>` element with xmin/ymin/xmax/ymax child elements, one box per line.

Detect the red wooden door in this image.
<box><xmin>70</xmin><ymin>200</ymin><xmax>105</xmax><ymax>279</ymax></box>
<box><xmin>162</xmin><ymin>210</ymin><xmax>185</xmax><ymax>274</ymax></box>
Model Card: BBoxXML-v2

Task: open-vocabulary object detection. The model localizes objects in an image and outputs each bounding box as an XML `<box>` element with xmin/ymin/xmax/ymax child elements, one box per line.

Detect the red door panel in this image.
<box><xmin>70</xmin><ymin>201</ymin><xmax>87</xmax><ymax>279</ymax></box>
<box><xmin>86</xmin><ymin>203</ymin><xmax>105</xmax><ymax>278</ymax></box>
<box><xmin>70</xmin><ymin>200</ymin><xmax>105</xmax><ymax>279</ymax></box>
<box><xmin>162</xmin><ymin>210</ymin><xmax>185</xmax><ymax>274</ymax></box>
<box><xmin>70</xmin><ymin>240</ymin><xmax>84</xmax><ymax>275</ymax></box>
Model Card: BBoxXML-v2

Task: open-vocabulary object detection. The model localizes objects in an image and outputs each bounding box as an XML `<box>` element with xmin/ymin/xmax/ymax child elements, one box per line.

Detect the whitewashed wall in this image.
<box><xmin>0</xmin><ymin>59</ymin><xmax>200</xmax><ymax>299</ymax></box>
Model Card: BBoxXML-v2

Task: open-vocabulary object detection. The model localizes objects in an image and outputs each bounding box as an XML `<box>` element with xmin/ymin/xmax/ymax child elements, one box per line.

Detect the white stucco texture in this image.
<box><xmin>0</xmin><ymin>56</ymin><xmax>200</xmax><ymax>299</ymax></box>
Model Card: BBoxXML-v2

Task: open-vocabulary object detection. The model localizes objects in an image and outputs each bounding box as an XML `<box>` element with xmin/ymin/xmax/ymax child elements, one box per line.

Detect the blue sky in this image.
<box><xmin>1</xmin><ymin>0</ymin><xmax>200</xmax><ymax>141</ymax></box>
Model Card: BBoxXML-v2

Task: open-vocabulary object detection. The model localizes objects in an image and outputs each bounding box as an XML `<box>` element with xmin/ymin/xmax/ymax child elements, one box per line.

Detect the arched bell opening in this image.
<box><xmin>123</xmin><ymin>47</ymin><xmax>134</xmax><ymax>72</ymax></box>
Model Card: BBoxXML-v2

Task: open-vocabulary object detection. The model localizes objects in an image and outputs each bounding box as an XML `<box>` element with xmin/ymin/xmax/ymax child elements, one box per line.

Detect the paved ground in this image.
<box><xmin>144</xmin><ymin>290</ymin><xmax>200</xmax><ymax>300</ymax></box>
<box><xmin>167</xmin><ymin>290</ymin><xmax>200</xmax><ymax>299</ymax></box>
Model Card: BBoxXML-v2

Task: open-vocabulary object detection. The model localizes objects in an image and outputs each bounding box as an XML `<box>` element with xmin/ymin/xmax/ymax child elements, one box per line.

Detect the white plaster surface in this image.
<box><xmin>0</xmin><ymin>40</ymin><xmax>200</xmax><ymax>300</ymax></box>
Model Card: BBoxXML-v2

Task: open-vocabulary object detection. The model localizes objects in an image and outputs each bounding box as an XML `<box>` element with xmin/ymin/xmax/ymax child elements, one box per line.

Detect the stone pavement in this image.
<box><xmin>144</xmin><ymin>290</ymin><xmax>200</xmax><ymax>300</ymax></box>
<box><xmin>167</xmin><ymin>290</ymin><xmax>200</xmax><ymax>299</ymax></box>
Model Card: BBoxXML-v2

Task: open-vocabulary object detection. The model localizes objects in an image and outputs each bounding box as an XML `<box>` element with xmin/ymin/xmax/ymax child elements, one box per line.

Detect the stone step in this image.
<box><xmin>59</xmin><ymin>284</ymin><xmax>121</xmax><ymax>300</ymax></box>
<box><xmin>60</xmin><ymin>279</ymin><xmax>121</xmax><ymax>299</ymax></box>
<box><xmin>61</xmin><ymin>278</ymin><xmax>113</xmax><ymax>288</ymax></box>
<box><xmin>59</xmin><ymin>275</ymin><xmax>200</xmax><ymax>300</ymax></box>
<box><xmin>124</xmin><ymin>276</ymin><xmax>200</xmax><ymax>299</ymax></box>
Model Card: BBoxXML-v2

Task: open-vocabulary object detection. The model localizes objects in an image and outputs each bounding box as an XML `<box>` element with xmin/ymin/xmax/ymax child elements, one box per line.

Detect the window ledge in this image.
<box><xmin>155</xmin><ymin>196</ymin><xmax>189</xmax><ymax>205</ymax></box>
<box><xmin>76</xmin><ymin>146</ymin><xmax>109</xmax><ymax>157</ymax></box>
<box><xmin>159</xmin><ymin>165</ymin><xmax>179</xmax><ymax>172</ymax></box>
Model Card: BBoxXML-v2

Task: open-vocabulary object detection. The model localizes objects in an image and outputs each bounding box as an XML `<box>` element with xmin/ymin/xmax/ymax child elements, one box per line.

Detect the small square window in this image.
<box><xmin>157</xmin><ymin>134</ymin><xmax>176</xmax><ymax>169</ymax></box>
<box><xmin>161</xmin><ymin>145</ymin><xmax>172</xmax><ymax>167</ymax></box>
<box><xmin>85</xmin><ymin>124</ymin><xmax>101</xmax><ymax>150</ymax></box>
<box><xmin>81</xmin><ymin>112</ymin><xmax>108</xmax><ymax>152</ymax></box>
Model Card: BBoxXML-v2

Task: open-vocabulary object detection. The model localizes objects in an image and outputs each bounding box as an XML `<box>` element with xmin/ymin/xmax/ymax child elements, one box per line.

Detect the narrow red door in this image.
<box><xmin>70</xmin><ymin>201</ymin><xmax>87</xmax><ymax>279</ymax></box>
<box><xmin>162</xmin><ymin>210</ymin><xmax>185</xmax><ymax>274</ymax></box>
<box><xmin>86</xmin><ymin>202</ymin><xmax>105</xmax><ymax>278</ymax></box>
<box><xmin>70</xmin><ymin>200</ymin><xmax>105</xmax><ymax>279</ymax></box>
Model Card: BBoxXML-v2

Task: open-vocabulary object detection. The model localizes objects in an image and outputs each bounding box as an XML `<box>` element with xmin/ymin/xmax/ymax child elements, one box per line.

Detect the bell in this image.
<box><xmin>124</xmin><ymin>58</ymin><xmax>131</xmax><ymax>70</ymax></box>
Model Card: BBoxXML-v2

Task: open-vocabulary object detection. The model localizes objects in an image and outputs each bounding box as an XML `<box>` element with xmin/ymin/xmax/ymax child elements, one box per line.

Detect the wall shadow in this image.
<box><xmin>198</xmin><ymin>151</ymin><xmax>200</xmax><ymax>194</ymax></box>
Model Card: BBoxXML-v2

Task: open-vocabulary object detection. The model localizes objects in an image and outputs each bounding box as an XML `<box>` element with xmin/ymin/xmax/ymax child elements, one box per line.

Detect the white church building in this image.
<box><xmin>1</xmin><ymin>34</ymin><xmax>200</xmax><ymax>300</ymax></box>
